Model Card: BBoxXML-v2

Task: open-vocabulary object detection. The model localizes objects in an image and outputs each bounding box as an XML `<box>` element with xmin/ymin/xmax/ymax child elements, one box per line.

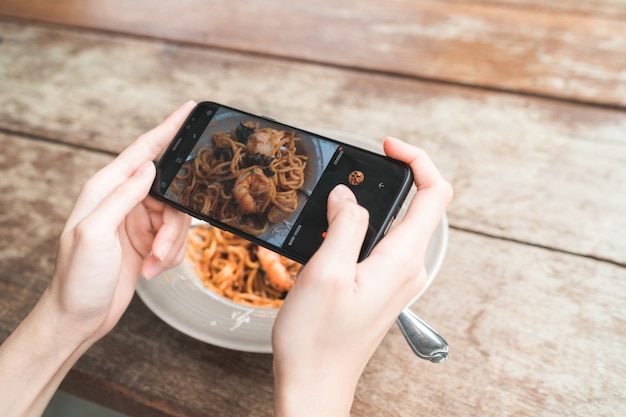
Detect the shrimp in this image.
<box><xmin>232</xmin><ymin>168</ymin><xmax>275</xmax><ymax>214</ymax></box>
<box><xmin>246</xmin><ymin>129</ymin><xmax>277</xmax><ymax>157</ymax></box>
<box><xmin>257</xmin><ymin>246</ymin><xmax>297</xmax><ymax>292</ymax></box>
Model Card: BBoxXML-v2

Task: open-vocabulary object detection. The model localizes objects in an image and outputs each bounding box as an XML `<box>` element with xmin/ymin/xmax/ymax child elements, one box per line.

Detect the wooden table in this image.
<box><xmin>1</xmin><ymin>1</ymin><xmax>625</xmax><ymax>415</ymax></box>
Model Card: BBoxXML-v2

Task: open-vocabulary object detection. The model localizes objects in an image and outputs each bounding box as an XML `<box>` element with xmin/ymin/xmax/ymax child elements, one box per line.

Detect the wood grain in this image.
<box><xmin>357</xmin><ymin>229</ymin><xmax>626</xmax><ymax>417</ymax></box>
<box><xmin>1</xmin><ymin>1</ymin><xmax>626</xmax><ymax>106</ymax></box>
<box><xmin>1</xmin><ymin>21</ymin><xmax>624</xmax><ymax>265</ymax></box>
<box><xmin>1</xmin><ymin>7</ymin><xmax>625</xmax><ymax>416</ymax></box>
<box><xmin>0</xmin><ymin>133</ymin><xmax>110</xmax><ymax>329</ymax></box>
<box><xmin>1</xmin><ymin>134</ymin><xmax>624</xmax><ymax>415</ymax></box>
<box><xmin>435</xmin><ymin>0</ymin><xmax>626</xmax><ymax>19</ymax></box>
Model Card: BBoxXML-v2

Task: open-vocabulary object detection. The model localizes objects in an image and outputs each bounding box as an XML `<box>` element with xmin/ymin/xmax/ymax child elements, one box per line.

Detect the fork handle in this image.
<box><xmin>396</xmin><ymin>308</ymin><xmax>449</xmax><ymax>363</ymax></box>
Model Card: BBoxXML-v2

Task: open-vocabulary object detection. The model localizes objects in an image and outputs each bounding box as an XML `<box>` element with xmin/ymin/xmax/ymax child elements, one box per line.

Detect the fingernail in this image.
<box><xmin>330</xmin><ymin>184</ymin><xmax>355</xmax><ymax>200</ymax></box>
<box><xmin>155</xmin><ymin>241</ymin><xmax>172</xmax><ymax>261</ymax></box>
<box><xmin>143</xmin><ymin>260</ymin><xmax>164</xmax><ymax>280</ymax></box>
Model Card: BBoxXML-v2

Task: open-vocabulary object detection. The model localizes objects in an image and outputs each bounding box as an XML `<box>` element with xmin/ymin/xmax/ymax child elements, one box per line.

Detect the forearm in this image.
<box><xmin>0</xmin><ymin>290</ymin><xmax>92</xmax><ymax>417</ymax></box>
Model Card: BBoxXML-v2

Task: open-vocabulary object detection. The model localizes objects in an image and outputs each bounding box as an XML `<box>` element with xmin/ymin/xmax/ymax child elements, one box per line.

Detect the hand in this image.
<box><xmin>0</xmin><ymin>101</ymin><xmax>196</xmax><ymax>417</ymax></box>
<box><xmin>272</xmin><ymin>137</ymin><xmax>453</xmax><ymax>417</ymax></box>
<box><xmin>45</xmin><ymin>100</ymin><xmax>195</xmax><ymax>343</ymax></box>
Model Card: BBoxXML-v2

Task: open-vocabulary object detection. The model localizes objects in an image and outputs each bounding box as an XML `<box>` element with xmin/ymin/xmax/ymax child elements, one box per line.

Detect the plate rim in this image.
<box><xmin>135</xmin><ymin>213</ymin><xmax>448</xmax><ymax>353</ymax></box>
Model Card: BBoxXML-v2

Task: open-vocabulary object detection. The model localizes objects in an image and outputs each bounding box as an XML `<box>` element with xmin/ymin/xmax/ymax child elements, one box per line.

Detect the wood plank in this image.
<box><xmin>356</xmin><ymin>230</ymin><xmax>626</xmax><ymax>417</ymax></box>
<box><xmin>1</xmin><ymin>21</ymin><xmax>624</xmax><ymax>265</ymax></box>
<box><xmin>1</xmin><ymin>135</ymin><xmax>624</xmax><ymax>415</ymax></box>
<box><xmin>1</xmin><ymin>1</ymin><xmax>626</xmax><ymax>106</ymax></box>
<box><xmin>435</xmin><ymin>0</ymin><xmax>626</xmax><ymax>19</ymax></box>
<box><xmin>0</xmin><ymin>134</ymin><xmax>110</xmax><ymax>327</ymax></box>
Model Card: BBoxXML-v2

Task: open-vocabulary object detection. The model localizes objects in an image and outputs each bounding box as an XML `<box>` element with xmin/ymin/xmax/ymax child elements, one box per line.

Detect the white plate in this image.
<box><xmin>136</xmin><ymin>130</ymin><xmax>449</xmax><ymax>353</ymax></box>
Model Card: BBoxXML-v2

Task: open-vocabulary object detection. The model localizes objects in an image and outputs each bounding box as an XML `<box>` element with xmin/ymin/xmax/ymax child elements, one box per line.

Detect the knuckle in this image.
<box><xmin>413</xmin><ymin>147</ymin><xmax>429</xmax><ymax>160</ymax></box>
<box><xmin>328</xmin><ymin>199</ymin><xmax>370</xmax><ymax>232</ymax></box>
<box><xmin>72</xmin><ymin>219</ymin><xmax>104</xmax><ymax>245</ymax></box>
<box><xmin>79</xmin><ymin>174</ymin><xmax>109</xmax><ymax>205</ymax></box>
<box><xmin>437</xmin><ymin>179</ymin><xmax>454</xmax><ymax>204</ymax></box>
<box><xmin>305</xmin><ymin>257</ymin><xmax>355</xmax><ymax>287</ymax></box>
<box><xmin>425</xmin><ymin>177</ymin><xmax>453</xmax><ymax>209</ymax></box>
<box><xmin>344</xmin><ymin>202</ymin><xmax>370</xmax><ymax>225</ymax></box>
<box><xmin>136</xmin><ymin>131</ymin><xmax>163</xmax><ymax>158</ymax></box>
<box><xmin>371</xmin><ymin>248</ymin><xmax>423</xmax><ymax>282</ymax></box>
<box><xmin>79</xmin><ymin>175</ymin><xmax>100</xmax><ymax>198</ymax></box>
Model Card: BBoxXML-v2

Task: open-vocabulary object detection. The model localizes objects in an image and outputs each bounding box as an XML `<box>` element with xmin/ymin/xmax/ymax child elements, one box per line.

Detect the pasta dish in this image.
<box><xmin>170</xmin><ymin>122</ymin><xmax>308</xmax><ymax>235</ymax></box>
<box><xmin>187</xmin><ymin>225</ymin><xmax>302</xmax><ymax>308</ymax></box>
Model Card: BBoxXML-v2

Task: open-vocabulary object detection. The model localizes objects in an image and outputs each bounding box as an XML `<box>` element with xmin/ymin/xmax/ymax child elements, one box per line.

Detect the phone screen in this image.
<box><xmin>151</xmin><ymin>102</ymin><xmax>413</xmax><ymax>263</ymax></box>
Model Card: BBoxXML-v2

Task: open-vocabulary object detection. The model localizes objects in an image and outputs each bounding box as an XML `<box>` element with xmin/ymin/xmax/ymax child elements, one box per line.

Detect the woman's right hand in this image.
<box><xmin>272</xmin><ymin>137</ymin><xmax>453</xmax><ymax>417</ymax></box>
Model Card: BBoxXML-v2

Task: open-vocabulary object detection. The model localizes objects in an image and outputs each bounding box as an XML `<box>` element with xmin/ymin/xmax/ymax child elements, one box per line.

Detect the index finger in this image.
<box><xmin>99</xmin><ymin>100</ymin><xmax>197</xmax><ymax>186</ymax></box>
<box><xmin>66</xmin><ymin>101</ymin><xmax>196</xmax><ymax>230</ymax></box>
<box><xmin>373</xmin><ymin>137</ymin><xmax>452</xmax><ymax>257</ymax></box>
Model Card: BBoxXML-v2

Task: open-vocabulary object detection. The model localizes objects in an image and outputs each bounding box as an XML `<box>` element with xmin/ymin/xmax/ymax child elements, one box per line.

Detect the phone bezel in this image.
<box><xmin>150</xmin><ymin>101</ymin><xmax>414</xmax><ymax>264</ymax></box>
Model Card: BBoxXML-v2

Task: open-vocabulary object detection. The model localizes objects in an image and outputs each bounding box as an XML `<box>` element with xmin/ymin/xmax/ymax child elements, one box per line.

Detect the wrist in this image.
<box><xmin>42</xmin><ymin>273</ymin><xmax>116</xmax><ymax>348</ymax></box>
<box><xmin>273</xmin><ymin>358</ymin><xmax>358</xmax><ymax>417</ymax></box>
<box><xmin>0</xmin><ymin>290</ymin><xmax>95</xmax><ymax>416</ymax></box>
<box><xmin>38</xmin><ymin>287</ymin><xmax>100</xmax><ymax>349</ymax></box>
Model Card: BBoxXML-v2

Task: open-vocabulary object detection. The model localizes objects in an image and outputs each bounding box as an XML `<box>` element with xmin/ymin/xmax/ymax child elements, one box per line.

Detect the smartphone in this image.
<box><xmin>150</xmin><ymin>101</ymin><xmax>413</xmax><ymax>264</ymax></box>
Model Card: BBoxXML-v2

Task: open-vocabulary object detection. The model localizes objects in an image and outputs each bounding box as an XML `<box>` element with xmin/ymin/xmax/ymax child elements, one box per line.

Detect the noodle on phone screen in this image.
<box><xmin>170</xmin><ymin>122</ymin><xmax>308</xmax><ymax>235</ymax></box>
<box><xmin>187</xmin><ymin>225</ymin><xmax>301</xmax><ymax>308</ymax></box>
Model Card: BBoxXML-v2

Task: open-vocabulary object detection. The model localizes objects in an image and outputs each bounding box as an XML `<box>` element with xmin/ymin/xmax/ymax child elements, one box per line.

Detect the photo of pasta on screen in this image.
<box><xmin>169</xmin><ymin>121</ymin><xmax>308</xmax><ymax>235</ymax></box>
<box><xmin>187</xmin><ymin>225</ymin><xmax>301</xmax><ymax>308</ymax></box>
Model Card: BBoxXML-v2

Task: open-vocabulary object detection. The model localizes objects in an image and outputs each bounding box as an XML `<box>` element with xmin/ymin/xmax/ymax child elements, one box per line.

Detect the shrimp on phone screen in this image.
<box><xmin>232</xmin><ymin>168</ymin><xmax>275</xmax><ymax>214</ymax></box>
<box><xmin>257</xmin><ymin>246</ymin><xmax>298</xmax><ymax>292</ymax></box>
<box><xmin>246</xmin><ymin>129</ymin><xmax>279</xmax><ymax>157</ymax></box>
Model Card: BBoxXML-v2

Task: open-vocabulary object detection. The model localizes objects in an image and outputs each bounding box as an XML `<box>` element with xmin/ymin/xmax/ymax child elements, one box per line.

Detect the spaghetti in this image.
<box><xmin>187</xmin><ymin>225</ymin><xmax>302</xmax><ymax>308</ymax></box>
<box><xmin>170</xmin><ymin>122</ymin><xmax>308</xmax><ymax>235</ymax></box>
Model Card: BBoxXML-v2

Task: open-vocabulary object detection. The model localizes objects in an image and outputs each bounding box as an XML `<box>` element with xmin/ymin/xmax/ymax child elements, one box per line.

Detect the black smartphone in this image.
<box><xmin>150</xmin><ymin>102</ymin><xmax>413</xmax><ymax>264</ymax></box>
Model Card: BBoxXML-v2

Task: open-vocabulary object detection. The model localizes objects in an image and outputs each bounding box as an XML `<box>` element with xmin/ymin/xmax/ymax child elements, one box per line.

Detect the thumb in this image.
<box><xmin>313</xmin><ymin>184</ymin><xmax>370</xmax><ymax>265</ymax></box>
